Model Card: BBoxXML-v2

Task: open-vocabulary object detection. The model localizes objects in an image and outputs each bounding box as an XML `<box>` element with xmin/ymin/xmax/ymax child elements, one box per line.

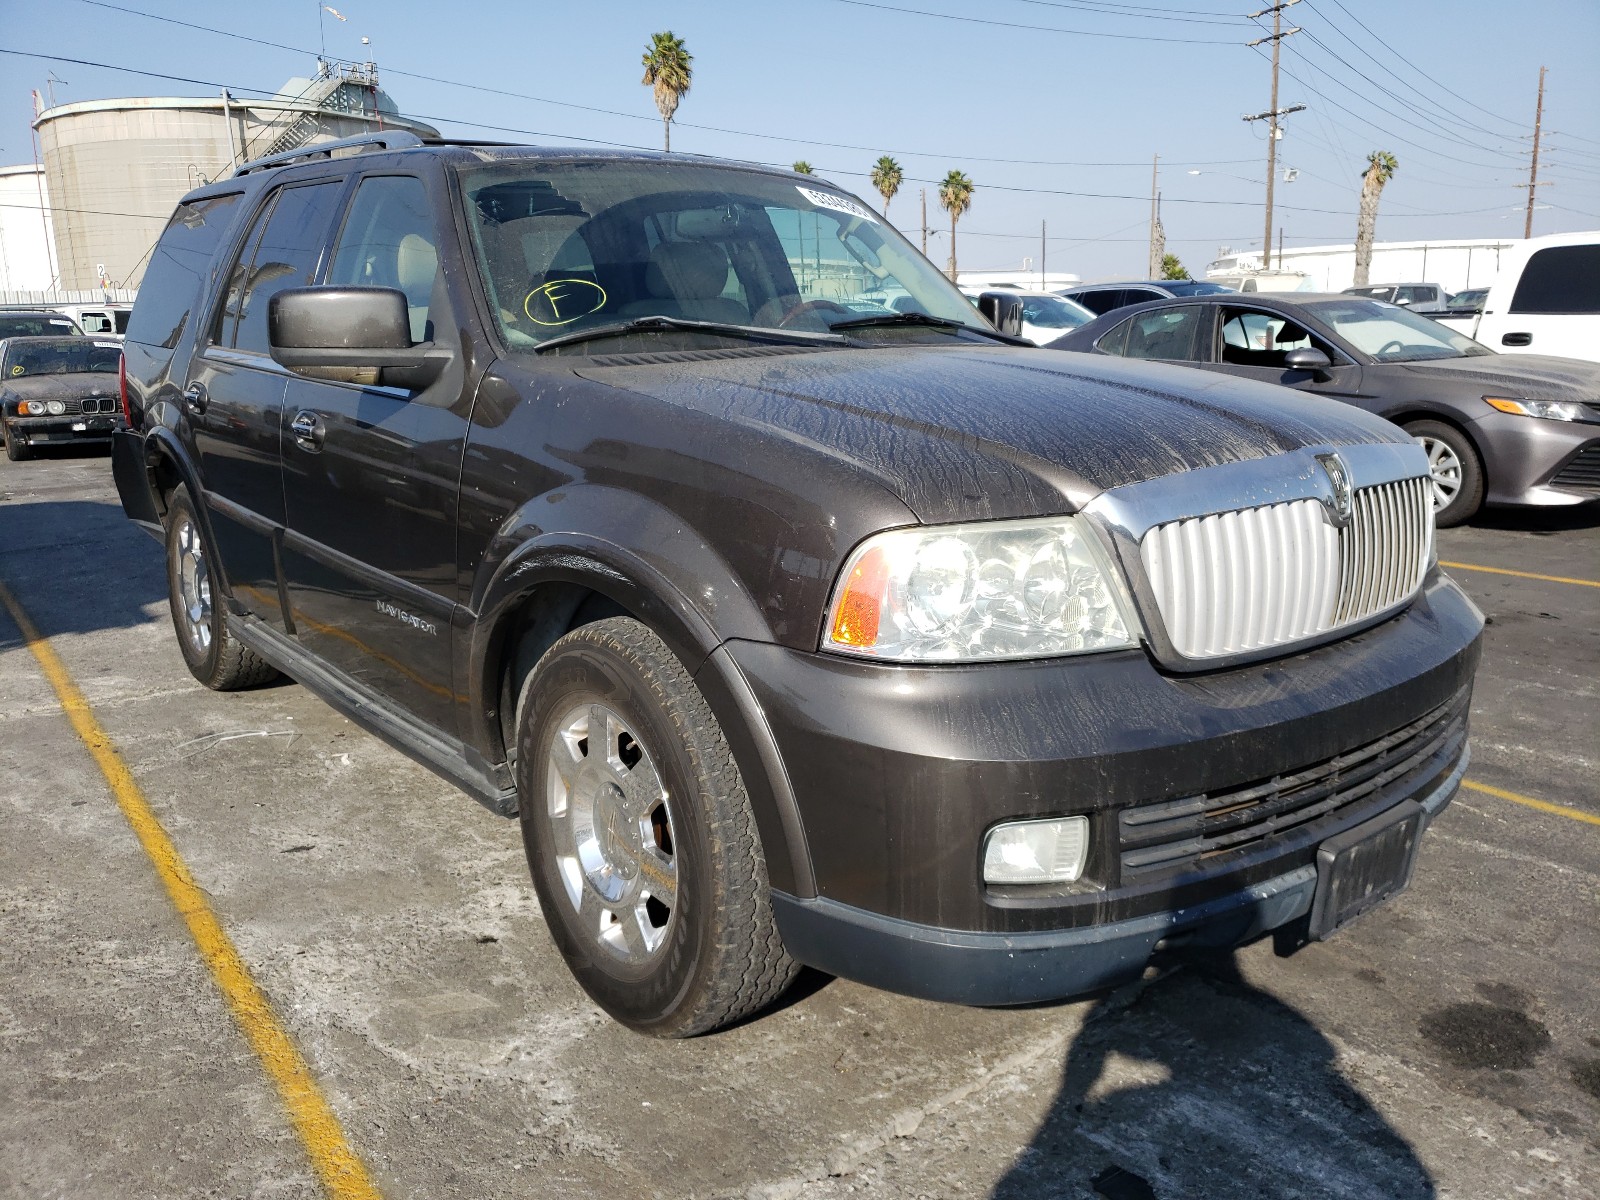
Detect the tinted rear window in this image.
<box><xmin>125</xmin><ymin>192</ymin><xmax>244</xmax><ymax>349</ymax></box>
<box><xmin>1510</xmin><ymin>245</ymin><xmax>1600</xmax><ymax>314</ymax></box>
<box><xmin>0</xmin><ymin>314</ymin><xmax>78</xmax><ymax>337</ymax></box>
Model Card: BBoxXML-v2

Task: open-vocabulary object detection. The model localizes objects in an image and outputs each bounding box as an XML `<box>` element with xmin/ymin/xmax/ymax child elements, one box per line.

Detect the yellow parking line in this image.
<box><xmin>1462</xmin><ymin>779</ymin><xmax>1600</xmax><ymax>828</ymax></box>
<box><xmin>0</xmin><ymin>581</ymin><xmax>381</xmax><ymax>1200</ymax></box>
<box><xmin>1440</xmin><ymin>561</ymin><xmax>1600</xmax><ymax>589</ymax></box>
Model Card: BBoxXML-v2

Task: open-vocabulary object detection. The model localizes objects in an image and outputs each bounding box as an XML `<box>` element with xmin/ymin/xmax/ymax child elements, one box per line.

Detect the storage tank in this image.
<box><xmin>34</xmin><ymin>64</ymin><xmax>438</xmax><ymax>290</ymax></box>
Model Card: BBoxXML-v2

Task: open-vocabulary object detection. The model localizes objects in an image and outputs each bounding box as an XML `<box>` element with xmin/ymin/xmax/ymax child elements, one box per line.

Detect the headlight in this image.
<box><xmin>46</xmin><ymin>400</ymin><xmax>67</xmax><ymax>416</ymax></box>
<box><xmin>1483</xmin><ymin>396</ymin><xmax>1591</xmax><ymax>422</ymax></box>
<box><xmin>22</xmin><ymin>400</ymin><xmax>47</xmax><ymax>416</ymax></box>
<box><xmin>825</xmin><ymin>515</ymin><xmax>1138</xmax><ymax>662</ymax></box>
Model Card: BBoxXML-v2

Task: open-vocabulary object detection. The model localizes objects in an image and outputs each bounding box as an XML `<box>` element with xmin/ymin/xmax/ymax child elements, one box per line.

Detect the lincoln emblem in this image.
<box><xmin>1315</xmin><ymin>451</ymin><xmax>1354</xmax><ymax>526</ymax></box>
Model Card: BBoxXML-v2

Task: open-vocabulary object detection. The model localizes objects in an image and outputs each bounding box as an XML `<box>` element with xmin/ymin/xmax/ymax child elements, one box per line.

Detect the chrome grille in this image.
<box><xmin>1140</xmin><ymin>475</ymin><xmax>1432</xmax><ymax>660</ymax></box>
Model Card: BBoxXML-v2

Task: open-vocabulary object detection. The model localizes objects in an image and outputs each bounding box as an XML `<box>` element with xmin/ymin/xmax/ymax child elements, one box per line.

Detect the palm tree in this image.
<box><xmin>1353</xmin><ymin>150</ymin><xmax>1398</xmax><ymax>286</ymax></box>
<box><xmin>792</xmin><ymin>161</ymin><xmax>814</xmax><ymax>174</ymax></box>
<box><xmin>870</xmin><ymin>155</ymin><xmax>903</xmax><ymax>217</ymax></box>
<box><xmin>641</xmin><ymin>32</ymin><xmax>692</xmax><ymax>152</ymax></box>
<box><xmin>938</xmin><ymin>170</ymin><xmax>974</xmax><ymax>281</ymax></box>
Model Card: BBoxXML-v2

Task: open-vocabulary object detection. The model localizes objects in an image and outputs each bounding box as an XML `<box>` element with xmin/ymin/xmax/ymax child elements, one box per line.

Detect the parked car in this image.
<box><xmin>1465</xmin><ymin>230</ymin><xmax>1600</xmax><ymax>363</ymax></box>
<box><xmin>1446</xmin><ymin>288</ymin><xmax>1488</xmax><ymax>314</ymax></box>
<box><xmin>52</xmin><ymin>302</ymin><xmax>134</xmax><ymax>338</ymax></box>
<box><xmin>958</xmin><ymin>287</ymin><xmax>1095</xmax><ymax>344</ymax></box>
<box><xmin>0</xmin><ymin>336</ymin><xmax>125</xmax><ymax>461</ymax></box>
<box><xmin>1047</xmin><ymin>292</ymin><xmax>1600</xmax><ymax>525</ymax></box>
<box><xmin>113</xmin><ymin>133</ymin><xmax>1481</xmax><ymax>1036</ymax></box>
<box><xmin>0</xmin><ymin>309</ymin><xmax>83</xmax><ymax>338</ymax></box>
<box><xmin>1342</xmin><ymin>283</ymin><xmax>1450</xmax><ymax>314</ymax></box>
<box><xmin>1208</xmin><ymin>270</ymin><xmax>1313</xmax><ymax>293</ymax></box>
<box><xmin>1056</xmin><ymin>279</ymin><xmax>1236</xmax><ymax>316</ymax></box>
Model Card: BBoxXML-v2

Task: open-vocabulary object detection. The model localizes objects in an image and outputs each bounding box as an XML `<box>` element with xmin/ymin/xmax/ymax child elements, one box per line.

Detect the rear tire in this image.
<box><xmin>164</xmin><ymin>486</ymin><xmax>278</xmax><ymax>690</ymax></box>
<box><xmin>516</xmin><ymin>617</ymin><xmax>797</xmax><ymax>1037</ymax></box>
<box><xmin>1404</xmin><ymin>419</ymin><xmax>1483</xmax><ymax>527</ymax></box>
<box><xmin>3</xmin><ymin>421</ymin><xmax>31</xmax><ymax>462</ymax></box>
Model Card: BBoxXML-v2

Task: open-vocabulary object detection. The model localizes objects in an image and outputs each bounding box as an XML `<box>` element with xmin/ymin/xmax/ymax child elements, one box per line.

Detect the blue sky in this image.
<box><xmin>5</xmin><ymin>0</ymin><xmax>1598</xmax><ymax>280</ymax></box>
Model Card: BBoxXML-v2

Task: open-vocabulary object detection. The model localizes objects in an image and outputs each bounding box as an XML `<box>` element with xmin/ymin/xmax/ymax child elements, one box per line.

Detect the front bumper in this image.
<box><xmin>5</xmin><ymin>413</ymin><xmax>122</xmax><ymax>446</ymax></box>
<box><xmin>774</xmin><ymin>750</ymin><xmax>1465</xmax><ymax>1005</ymax></box>
<box><xmin>1471</xmin><ymin>410</ymin><xmax>1600</xmax><ymax>507</ymax></box>
<box><xmin>723</xmin><ymin>570</ymin><xmax>1482</xmax><ymax>1001</ymax></box>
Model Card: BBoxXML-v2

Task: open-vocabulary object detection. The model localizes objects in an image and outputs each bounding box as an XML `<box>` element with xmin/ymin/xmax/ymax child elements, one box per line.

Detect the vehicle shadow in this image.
<box><xmin>0</xmin><ymin>497</ymin><xmax>168</xmax><ymax>648</ymax></box>
<box><xmin>992</xmin><ymin>950</ymin><xmax>1436</xmax><ymax>1200</ymax></box>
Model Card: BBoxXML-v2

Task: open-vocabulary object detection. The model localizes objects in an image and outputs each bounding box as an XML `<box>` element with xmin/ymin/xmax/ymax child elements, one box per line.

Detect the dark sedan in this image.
<box><xmin>1056</xmin><ymin>279</ymin><xmax>1237</xmax><ymax>316</ymax></box>
<box><xmin>1</xmin><ymin>336</ymin><xmax>124</xmax><ymax>461</ymax></box>
<box><xmin>1047</xmin><ymin>293</ymin><xmax>1600</xmax><ymax>525</ymax></box>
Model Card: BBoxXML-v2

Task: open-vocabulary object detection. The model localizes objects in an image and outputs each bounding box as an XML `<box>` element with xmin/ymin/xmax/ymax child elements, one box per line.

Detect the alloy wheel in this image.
<box><xmin>1417</xmin><ymin>435</ymin><xmax>1462</xmax><ymax>512</ymax></box>
<box><xmin>545</xmin><ymin>700</ymin><xmax>678</xmax><ymax>967</ymax></box>
<box><xmin>174</xmin><ymin>516</ymin><xmax>213</xmax><ymax>655</ymax></box>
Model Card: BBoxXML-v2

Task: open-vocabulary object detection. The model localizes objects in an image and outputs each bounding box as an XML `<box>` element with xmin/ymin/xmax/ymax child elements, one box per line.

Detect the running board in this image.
<box><xmin>231</xmin><ymin>615</ymin><xmax>519</xmax><ymax>817</ymax></box>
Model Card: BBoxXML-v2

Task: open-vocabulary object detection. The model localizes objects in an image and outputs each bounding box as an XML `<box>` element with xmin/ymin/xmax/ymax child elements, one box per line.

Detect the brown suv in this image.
<box><xmin>113</xmin><ymin>133</ymin><xmax>1482</xmax><ymax>1036</ymax></box>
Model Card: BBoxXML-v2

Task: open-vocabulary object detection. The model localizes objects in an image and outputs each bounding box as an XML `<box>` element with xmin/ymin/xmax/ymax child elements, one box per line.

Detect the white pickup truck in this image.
<box><xmin>1451</xmin><ymin>230</ymin><xmax>1600</xmax><ymax>364</ymax></box>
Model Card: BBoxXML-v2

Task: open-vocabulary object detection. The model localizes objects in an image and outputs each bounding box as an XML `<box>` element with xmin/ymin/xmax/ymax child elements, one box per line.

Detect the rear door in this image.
<box><xmin>185</xmin><ymin>177</ymin><xmax>345</xmax><ymax>631</ymax></box>
<box><xmin>277</xmin><ymin>169</ymin><xmax>470</xmax><ymax>732</ymax></box>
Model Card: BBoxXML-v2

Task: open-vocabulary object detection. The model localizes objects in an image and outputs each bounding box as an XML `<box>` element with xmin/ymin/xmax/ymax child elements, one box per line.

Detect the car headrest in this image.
<box><xmin>645</xmin><ymin>241</ymin><xmax>730</xmax><ymax>301</ymax></box>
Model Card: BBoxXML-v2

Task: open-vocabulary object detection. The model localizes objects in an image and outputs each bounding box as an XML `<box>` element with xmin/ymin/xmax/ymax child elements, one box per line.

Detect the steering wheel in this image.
<box><xmin>776</xmin><ymin>298</ymin><xmax>854</xmax><ymax>329</ymax></box>
<box><xmin>1375</xmin><ymin>339</ymin><xmax>1406</xmax><ymax>358</ymax></box>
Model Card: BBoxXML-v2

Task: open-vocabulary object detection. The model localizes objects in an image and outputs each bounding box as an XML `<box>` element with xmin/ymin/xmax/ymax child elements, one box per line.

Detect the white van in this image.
<box><xmin>52</xmin><ymin>303</ymin><xmax>133</xmax><ymax>339</ymax></box>
<box><xmin>1469</xmin><ymin>230</ymin><xmax>1600</xmax><ymax>363</ymax></box>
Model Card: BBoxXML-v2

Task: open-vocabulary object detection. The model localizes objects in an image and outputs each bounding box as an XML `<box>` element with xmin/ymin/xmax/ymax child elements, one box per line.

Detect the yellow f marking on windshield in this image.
<box><xmin>0</xmin><ymin>580</ymin><xmax>382</xmax><ymax>1200</ymax></box>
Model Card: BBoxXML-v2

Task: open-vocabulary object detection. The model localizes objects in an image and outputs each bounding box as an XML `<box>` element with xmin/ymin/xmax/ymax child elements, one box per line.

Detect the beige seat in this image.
<box><xmin>618</xmin><ymin>242</ymin><xmax>747</xmax><ymax>324</ymax></box>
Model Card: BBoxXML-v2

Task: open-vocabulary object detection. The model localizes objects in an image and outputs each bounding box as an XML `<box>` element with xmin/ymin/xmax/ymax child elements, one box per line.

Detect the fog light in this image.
<box><xmin>982</xmin><ymin>816</ymin><xmax>1088</xmax><ymax>885</ymax></box>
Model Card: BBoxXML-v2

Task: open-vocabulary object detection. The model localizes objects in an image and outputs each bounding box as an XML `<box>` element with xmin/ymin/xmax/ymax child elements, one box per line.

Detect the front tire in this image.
<box><xmin>1405</xmin><ymin>419</ymin><xmax>1483</xmax><ymax>527</ymax></box>
<box><xmin>516</xmin><ymin>617</ymin><xmax>797</xmax><ymax>1037</ymax></box>
<box><xmin>164</xmin><ymin>486</ymin><xmax>278</xmax><ymax>690</ymax></box>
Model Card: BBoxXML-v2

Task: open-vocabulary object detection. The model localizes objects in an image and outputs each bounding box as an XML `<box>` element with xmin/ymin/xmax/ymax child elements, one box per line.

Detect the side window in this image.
<box><xmin>1220</xmin><ymin>307</ymin><xmax>1333</xmax><ymax>367</ymax></box>
<box><xmin>1124</xmin><ymin>305</ymin><xmax>1206</xmax><ymax>361</ymax></box>
<box><xmin>124</xmin><ymin>192</ymin><xmax>243</xmax><ymax>350</ymax></box>
<box><xmin>223</xmin><ymin>181</ymin><xmax>343</xmax><ymax>355</ymax></box>
<box><xmin>1095</xmin><ymin>317</ymin><xmax>1130</xmax><ymax>356</ymax></box>
<box><xmin>328</xmin><ymin>176</ymin><xmax>440</xmax><ymax>342</ymax></box>
<box><xmin>1077</xmin><ymin>289</ymin><xmax>1125</xmax><ymax>316</ymax></box>
<box><xmin>1510</xmin><ymin>245</ymin><xmax>1600</xmax><ymax>314</ymax></box>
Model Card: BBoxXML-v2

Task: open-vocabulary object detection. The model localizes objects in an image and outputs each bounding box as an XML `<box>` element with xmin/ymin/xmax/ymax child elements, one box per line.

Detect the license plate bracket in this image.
<box><xmin>1308</xmin><ymin>800</ymin><xmax>1423</xmax><ymax>940</ymax></box>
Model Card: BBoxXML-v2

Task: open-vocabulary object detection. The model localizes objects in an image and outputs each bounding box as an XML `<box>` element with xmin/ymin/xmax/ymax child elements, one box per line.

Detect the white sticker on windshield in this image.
<box><xmin>797</xmin><ymin>186</ymin><xmax>877</xmax><ymax>223</ymax></box>
<box><xmin>94</xmin><ymin>341</ymin><xmax>120</xmax><ymax>349</ymax></box>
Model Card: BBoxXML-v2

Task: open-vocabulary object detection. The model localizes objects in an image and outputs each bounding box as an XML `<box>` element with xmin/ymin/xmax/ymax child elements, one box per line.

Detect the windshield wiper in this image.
<box><xmin>533</xmin><ymin>315</ymin><xmax>848</xmax><ymax>354</ymax></box>
<box><xmin>827</xmin><ymin>310</ymin><xmax>1032</xmax><ymax>345</ymax></box>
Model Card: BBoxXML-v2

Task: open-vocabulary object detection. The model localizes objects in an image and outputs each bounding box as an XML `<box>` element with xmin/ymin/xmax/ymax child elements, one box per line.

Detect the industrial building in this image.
<box><xmin>1206</xmin><ymin>237</ymin><xmax>1519</xmax><ymax>294</ymax></box>
<box><xmin>22</xmin><ymin>62</ymin><xmax>438</xmax><ymax>292</ymax></box>
<box><xmin>0</xmin><ymin>164</ymin><xmax>56</xmax><ymax>293</ymax></box>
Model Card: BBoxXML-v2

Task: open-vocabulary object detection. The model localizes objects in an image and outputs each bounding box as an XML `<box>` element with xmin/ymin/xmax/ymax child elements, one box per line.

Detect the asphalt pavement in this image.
<box><xmin>2</xmin><ymin>445</ymin><xmax>1596</xmax><ymax>1200</ymax></box>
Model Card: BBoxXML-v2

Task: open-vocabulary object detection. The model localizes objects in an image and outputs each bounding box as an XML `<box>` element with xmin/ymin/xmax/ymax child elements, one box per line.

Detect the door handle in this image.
<box><xmin>1501</xmin><ymin>332</ymin><xmax>1532</xmax><ymax>347</ymax></box>
<box><xmin>183</xmin><ymin>381</ymin><xmax>208</xmax><ymax>415</ymax></box>
<box><xmin>289</xmin><ymin>409</ymin><xmax>325</xmax><ymax>450</ymax></box>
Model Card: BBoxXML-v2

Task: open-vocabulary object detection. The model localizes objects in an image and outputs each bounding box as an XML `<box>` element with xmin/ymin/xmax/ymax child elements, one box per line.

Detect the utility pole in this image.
<box><xmin>1523</xmin><ymin>65</ymin><xmax>1546</xmax><ymax>239</ymax></box>
<box><xmin>1041</xmin><ymin>220</ymin><xmax>1047</xmax><ymax>290</ymax></box>
<box><xmin>1244</xmin><ymin>1</ymin><xmax>1304</xmax><ymax>270</ymax></box>
<box><xmin>920</xmin><ymin>188</ymin><xmax>928</xmax><ymax>256</ymax></box>
<box><xmin>1147</xmin><ymin>154</ymin><xmax>1162</xmax><ymax>279</ymax></box>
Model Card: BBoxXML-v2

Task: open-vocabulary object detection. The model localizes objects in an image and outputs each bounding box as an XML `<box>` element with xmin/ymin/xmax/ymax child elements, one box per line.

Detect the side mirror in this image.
<box><xmin>977</xmin><ymin>291</ymin><xmax>1025</xmax><ymax>338</ymax></box>
<box><xmin>269</xmin><ymin>287</ymin><xmax>451</xmax><ymax>388</ymax></box>
<box><xmin>1283</xmin><ymin>346</ymin><xmax>1333</xmax><ymax>377</ymax></box>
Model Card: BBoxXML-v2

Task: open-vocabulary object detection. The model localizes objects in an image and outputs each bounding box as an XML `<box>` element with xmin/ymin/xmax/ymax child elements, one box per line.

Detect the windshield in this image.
<box><xmin>0</xmin><ymin>314</ymin><xmax>80</xmax><ymax>338</ymax></box>
<box><xmin>458</xmin><ymin>161</ymin><xmax>982</xmax><ymax>349</ymax></box>
<box><xmin>2</xmin><ymin>339</ymin><xmax>122</xmax><ymax>377</ymax></box>
<box><xmin>1017</xmin><ymin>293</ymin><xmax>1094</xmax><ymax>330</ymax></box>
<box><xmin>1317</xmin><ymin>298</ymin><xmax>1492</xmax><ymax>362</ymax></box>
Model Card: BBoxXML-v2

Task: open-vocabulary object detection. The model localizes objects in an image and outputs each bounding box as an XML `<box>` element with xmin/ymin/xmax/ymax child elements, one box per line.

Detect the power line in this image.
<box><xmin>4</xmin><ymin>46</ymin><xmax>1519</xmax><ymax>223</ymax></box>
<box><xmin>1003</xmin><ymin>0</ymin><xmax>1250</xmax><ymax>26</ymax></box>
<box><xmin>60</xmin><ymin>0</ymin><xmax>1259</xmax><ymax>170</ymax></box>
<box><xmin>815</xmin><ymin>0</ymin><xmax>1243</xmax><ymax>43</ymax></box>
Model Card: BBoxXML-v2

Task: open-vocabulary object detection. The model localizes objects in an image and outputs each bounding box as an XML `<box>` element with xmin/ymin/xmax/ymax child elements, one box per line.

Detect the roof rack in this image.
<box><xmin>233</xmin><ymin>130</ymin><xmax>424</xmax><ymax>177</ymax></box>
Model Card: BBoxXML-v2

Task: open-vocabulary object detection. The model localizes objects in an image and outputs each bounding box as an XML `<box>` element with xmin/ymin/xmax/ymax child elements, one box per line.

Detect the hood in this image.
<box><xmin>2</xmin><ymin>373</ymin><xmax>118</xmax><ymax>403</ymax></box>
<box><xmin>575</xmin><ymin>344</ymin><xmax>1407</xmax><ymax>523</ymax></box>
<box><xmin>1399</xmin><ymin>354</ymin><xmax>1600</xmax><ymax>403</ymax></box>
